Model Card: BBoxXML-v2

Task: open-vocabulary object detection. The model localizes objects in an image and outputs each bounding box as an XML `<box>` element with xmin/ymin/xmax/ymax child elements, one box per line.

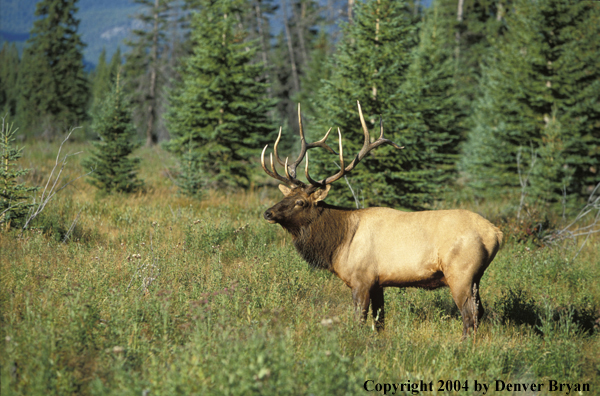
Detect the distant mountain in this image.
<box><xmin>0</xmin><ymin>0</ymin><xmax>433</xmax><ymax>69</ymax></box>
<box><xmin>0</xmin><ymin>0</ymin><xmax>140</xmax><ymax>67</ymax></box>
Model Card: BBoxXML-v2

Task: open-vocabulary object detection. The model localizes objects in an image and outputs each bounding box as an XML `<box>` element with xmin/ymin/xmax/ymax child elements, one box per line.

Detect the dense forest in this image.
<box><xmin>1</xmin><ymin>0</ymin><xmax>599</xmax><ymax>216</ymax></box>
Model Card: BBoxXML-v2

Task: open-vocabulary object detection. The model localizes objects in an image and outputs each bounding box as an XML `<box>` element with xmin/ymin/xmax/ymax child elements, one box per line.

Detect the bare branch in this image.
<box><xmin>20</xmin><ymin>127</ymin><xmax>94</xmax><ymax>233</ymax></box>
<box><xmin>62</xmin><ymin>210</ymin><xmax>81</xmax><ymax>243</ymax></box>
<box><xmin>543</xmin><ymin>181</ymin><xmax>600</xmax><ymax>261</ymax></box>
<box><xmin>333</xmin><ymin>160</ymin><xmax>361</xmax><ymax>209</ymax></box>
<box><xmin>516</xmin><ymin>145</ymin><xmax>537</xmax><ymax>222</ymax></box>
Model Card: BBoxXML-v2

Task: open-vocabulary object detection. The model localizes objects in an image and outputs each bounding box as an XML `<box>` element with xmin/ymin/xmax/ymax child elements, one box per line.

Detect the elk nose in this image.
<box><xmin>263</xmin><ymin>210</ymin><xmax>273</xmax><ymax>221</ymax></box>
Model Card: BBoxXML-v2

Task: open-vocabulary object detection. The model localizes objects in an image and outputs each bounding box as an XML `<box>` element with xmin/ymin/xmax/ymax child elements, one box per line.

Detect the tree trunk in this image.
<box><xmin>255</xmin><ymin>1</ymin><xmax>269</xmax><ymax>67</ymax></box>
<box><xmin>254</xmin><ymin>1</ymin><xmax>271</xmax><ymax>97</ymax></box>
<box><xmin>282</xmin><ymin>0</ymin><xmax>300</xmax><ymax>93</ymax></box>
<box><xmin>145</xmin><ymin>0</ymin><xmax>159</xmax><ymax>146</ymax></box>
<box><xmin>497</xmin><ymin>1</ymin><xmax>504</xmax><ymax>21</ymax></box>
<box><xmin>327</xmin><ymin>0</ymin><xmax>334</xmax><ymax>21</ymax></box>
<box><xmin>373</xmin><ymin>0</ymin><xmax>380</xmax><ymax>102</ymax></box>
<box><xmin>455</xmin><ymin>0</ymin><xmax>464</xmax><ymax>69</ymax></box>
<box><xmin>293</xmin><ymin>1</ymin><xmax>309</xmax><ymax>68</ymax></box>
<box><xmin>348</xmin><ymin>0</ymin><xmax>354</xmax><ymax>23</ymax></box>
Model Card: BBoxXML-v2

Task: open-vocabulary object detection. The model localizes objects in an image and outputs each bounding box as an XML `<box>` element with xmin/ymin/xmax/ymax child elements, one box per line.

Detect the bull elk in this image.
<box><xmin>261</xmin><ymin>102</ymin><xmax>503</xmax><ymax>338</ymax></box>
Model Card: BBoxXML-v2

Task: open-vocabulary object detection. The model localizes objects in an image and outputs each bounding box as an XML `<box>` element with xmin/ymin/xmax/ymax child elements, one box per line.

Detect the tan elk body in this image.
<box><xmin>262</xmin><ymin>102</ymin><xmax>503</xmax><ymax>337</ymax></box>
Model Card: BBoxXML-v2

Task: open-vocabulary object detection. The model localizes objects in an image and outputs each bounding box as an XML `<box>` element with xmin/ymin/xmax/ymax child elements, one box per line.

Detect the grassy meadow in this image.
<box><xmin>1</xmin><ymin>139</ymin><xmax>599</xmax><ymax>395</ymax></box>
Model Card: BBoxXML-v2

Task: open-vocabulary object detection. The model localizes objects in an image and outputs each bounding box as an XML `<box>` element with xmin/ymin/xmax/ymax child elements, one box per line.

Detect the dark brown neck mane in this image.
<box><xmin>282</xmin><ymin>204</ymin><xmax>357</xmax><ymax>270</ymax></box>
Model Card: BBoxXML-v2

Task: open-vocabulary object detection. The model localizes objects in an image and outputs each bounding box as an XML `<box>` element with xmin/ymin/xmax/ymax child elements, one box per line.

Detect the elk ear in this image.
<box><xmin>279</xmin><ymin>184</ymin><xmax>293</xmax><ymax>196</ymax></box>
<box><xmin>312</xmin><ymin>184</ymin><xmax>331</xmax><ymax>203</ymax></box>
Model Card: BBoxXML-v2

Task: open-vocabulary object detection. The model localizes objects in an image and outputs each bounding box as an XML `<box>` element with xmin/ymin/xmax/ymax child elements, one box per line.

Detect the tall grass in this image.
<box><xmin>1</xmin><ymin>141</ymin><xmax>598</xmax><ymax>395</ymax></box>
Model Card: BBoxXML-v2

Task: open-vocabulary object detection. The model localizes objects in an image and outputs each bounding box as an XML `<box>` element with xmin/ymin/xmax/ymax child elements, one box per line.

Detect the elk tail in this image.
<box><xmin>495</xmin><ymin>226</ymin><xmax>505</xmax><ymax>250</ymax></box>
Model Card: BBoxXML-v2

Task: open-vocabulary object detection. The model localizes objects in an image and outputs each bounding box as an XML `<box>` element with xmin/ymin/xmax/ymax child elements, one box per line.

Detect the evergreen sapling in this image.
<box><xmin>83</xmin><ymin>75</ymin><xmax>143</xmax><ymax>193</ymax></box>
<box><xmin>1</xmin><ymin>118</ymin><xmax>37</xmax><ymax>229</ymax></box>
<box><xmin>164</xmin><ymin>0</ymin><xmax>275</xmax><ymax>190</ymax></box>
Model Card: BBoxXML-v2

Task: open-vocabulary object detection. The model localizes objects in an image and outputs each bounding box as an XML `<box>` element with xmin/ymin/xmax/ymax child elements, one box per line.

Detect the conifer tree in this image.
<box><xmin>461</xmin><ymin>0</ymin><xmax>600</xmax><ymax>203</ymax></box>
<box><xmin>249</xmin><ymin>0</ymin><xmax>278</xmax><ymax>90</ymax></box>
<box><xmin>0</xmin><ymin>43</ymin><xmax>20</xmax><ymax>118</ymax></box>
<box><xmin>17</xmin><ymin>0</ymin><xmax>89</xmax><ymax>135</ymax></box>
<box><xmin>272</xmin><ymin>0</ymin><xmax>323</xmax><ymax>136</ymax></box>
<box><xmin>400</xmin><ymin>0</ymin><xmax>465</xmax><ymax>193</ymax></box>
<box><xmin>422</xmin><ymin>0</ymin><xmax>510</xmax><ymax>128</ymax></box>
<box><xmin>309</xmin><ymin>0</ymin><xmax>421</xmax><ymax>209</ymax></box>
<box><xmin>295</xmin><ymin>30</ymin><xmax>334</xmax><ymax>119</ymax></box>
<box><xmin>90</xmin><ymin>48</ymin><xmax>122</xmax><ymax>115</ymax></box>
<box><xmin>124</xmin><ymin>0</ymin><xmax>176</xmax><ymax>145</ymax></box>
<box><xmin>82</xmin><ymin>76</ymin><xmax>143</xmax><ymax>193</ymax></box>
<box><xmin>176</xmin><ymin>138</ymin><xmax>204</xmax><ymax>198</ymax></box>
<box><xmin>454</xmin><ymin>0</ymin><xmax>510</xmax><ymax>105</ymax></box>
<box><xmin>532</xmin><ymin>112</ymin><xmax>575</xmax><ymax>202</ymax></box>
<box><xmin>92</xmin><ymin>49</ymin><xmax>110</xmax><ymax>92</ymax></box>
<box><xmin>164</xmin><ymin>0</ymin><xmax>275</xmax><ymax>190</ymax></box>
<box><xmin>1</xmin><ymin>119</ymin><xmax>37</xmax><ymax>230</ymax></box>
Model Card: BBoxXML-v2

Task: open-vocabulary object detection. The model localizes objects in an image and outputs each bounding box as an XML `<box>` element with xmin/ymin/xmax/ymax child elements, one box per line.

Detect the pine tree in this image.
<box><xmin>176</xmin><ymin>137</ymin><xmax>204</xmax><ymax>198</ymax></box>
<box><xmin>123</xmin><ymin>0</ymin><xmax>177</xmax><ymax>145</ymax></box>
<box><xmin>82</xmin><ymin>76</ymin><xmax>143</xmax><ymax>193</ymax></box>
<box><xmin>90</xmin><ymin>47</ymin><xmax>122</xmax><ymax>115</ymax></box>
<box><xmin>0</xmin><ymin>43</ymin><xmax>20</xmax><ymax>118</ymax></box>
<box><xmin>400</xmin><ymin>0</ymin><xmax>465</xmax><ymax>194</ymax></box>
<box><xmin>454</xmin><ymin>0</ymin><xmax>510</xmax><ymax>105</ymax></box>
<box><xmin>461</xmin><ymin>0</ymin><xmax>600</xmax><ymax>204</ymax></box>
<box><xmin>309</xmin><ymin>0</ymin><xmax>422</xmax><ymax>209</ymax></box>
<box><xmin>248</xmin><ymin>0</ymin><xmax>278</xmax><ymax>91</ymax></box>
<box><xmin>272</xmin><ymin>0</ymin><xmax>323</xmax><ymax>136</ymax></box>
<box><xmin>421</xmin><ymin>0</ymin><xmax>510</xmax><ymax>135</ymax></box>
<box><xmin>164</xmin><ymin>0</ymin><xmax>275</xmax><ymax>190</ymax></box>
<box><xmin>1</xmin><ymin>119</ymin><xmax>37</xmax><ymax>230</ymax></box>
<box><xmin>532</xmin><ymin>111</ymin><xmax>575</xmax><ymax>203</ymax></box>
<box><xmin>108</xmin><ymin>49</ymin><xmax>123</xmax><ymax>81</ymax></box>
<box><xmin>295</xmin><ymin>30</ymin><xmax>335</xmax><ymax>119</ymax></box>
<box><xmin>17</xmin><ymin>0</ymin><xmax>89</xmax><ymax>136</ymax></box>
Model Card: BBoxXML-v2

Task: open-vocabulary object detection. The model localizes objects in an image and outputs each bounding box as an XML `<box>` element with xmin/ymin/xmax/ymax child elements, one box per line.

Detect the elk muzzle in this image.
<box><xmin>263</xmin><ymin>209</ymin><xmax>276</xmax><ymax>224</ymax></box>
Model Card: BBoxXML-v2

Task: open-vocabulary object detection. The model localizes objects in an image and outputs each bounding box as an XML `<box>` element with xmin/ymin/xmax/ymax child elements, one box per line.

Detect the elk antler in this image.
<box><xmin>261</xmin><ymin>101</ymin><xmax>403</xmax><ymax>190</ymax></box>
<box><xmin>304</xmin><ymin>101</ymin><xmax>404</xmax><ymax>192</ymax></box>
<box><xmin>261</xmin><ymin>103</ymin><xmax>338</xmax><ymax>187</ymax></box>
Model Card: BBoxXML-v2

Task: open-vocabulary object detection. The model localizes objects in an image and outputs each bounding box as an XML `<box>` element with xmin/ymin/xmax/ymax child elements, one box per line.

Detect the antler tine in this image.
<box><xmin>261</xmin><ymin>145</ymin><xmax>293</xmax><ymax>185</ymax></box>
<box><xmin>304</xmin><ymin>152</ymin><xmax>320</xmax><ymax>186</ymax></box>
<box><xmin>273</xmin><ymin>126</ymin><xmax>286</xmax><ymax>167</ymax></box>
<box><xmin>357</xmin><ymin>100</ymin><xmax>370</xmax><ymax>149</ymax></box>
<box><xmin>261</xmin><ymin>102</ymin><xmax>402</xmax><ymax>191</ymax></box>
<box><xmin>287</xmin><ymin>104</ymin><xmax>337</xmax><ymax>180</ymax></box>
<box><xmin>270</xmin><ymin>153</ymin><xmax>292</xmax><ymax>185</ymax></box>
<box><xmin>379</xmin><ymin>115</ymin><xmax>404</xmax><ymax>150</ymax></box>
<box><xmin>312</xmin><ymin>127</ymin><xmax>337</xmax><ymax>153</ymax></box>
<box><xmin>306</xmin><ymin>128</ymin><xmax>345</xmax><ymax>190</ymax></box>
<box><xmin>298</xmin><ymin>103</ymin><xmax>306</xmax><ymax>142</ymax></box>
<box><xmin>346</xmin><ymin>101</ymin><xmax>404</xmax><ymax>170</ymax></box>
<box><xmin>305</xmin><ymin>101</ymin><xmax>403</xmax><ymax>192</ymax></box>
<box><xmin>284</xmin><ymin>157</ymin><xmax>292</xmax><ymax>180</ymax></box>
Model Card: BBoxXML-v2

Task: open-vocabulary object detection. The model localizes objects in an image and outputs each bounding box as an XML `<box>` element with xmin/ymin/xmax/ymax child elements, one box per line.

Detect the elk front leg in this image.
<box><xmin>351</xmin><ymin>285</ymin><xmax>371</xmax><ymax>323</ymax></box>
<box><xmin>371</xmin><ymin>285</ymin><xmax>385</xmax><ymax>331</ymax></box>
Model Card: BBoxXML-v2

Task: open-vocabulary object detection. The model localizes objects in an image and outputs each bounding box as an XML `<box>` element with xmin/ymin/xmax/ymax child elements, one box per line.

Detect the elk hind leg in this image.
<box><xmin>450</xmin><ymin>280</ymin><xmax>483</xmax><ymax>339</ymax></box>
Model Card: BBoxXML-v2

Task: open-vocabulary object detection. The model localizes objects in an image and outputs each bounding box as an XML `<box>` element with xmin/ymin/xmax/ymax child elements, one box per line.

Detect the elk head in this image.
<box><xmin>261</xmin><ymin>101</ymin><xmax>404</xmax><ymax>228</ymax></box>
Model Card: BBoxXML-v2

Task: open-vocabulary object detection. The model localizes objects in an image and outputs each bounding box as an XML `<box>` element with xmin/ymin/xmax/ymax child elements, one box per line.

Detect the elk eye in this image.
<box><xmin>295</xmin><ymin>200</ymin><xmax>305</xmax><ymax>207</ymax></box>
